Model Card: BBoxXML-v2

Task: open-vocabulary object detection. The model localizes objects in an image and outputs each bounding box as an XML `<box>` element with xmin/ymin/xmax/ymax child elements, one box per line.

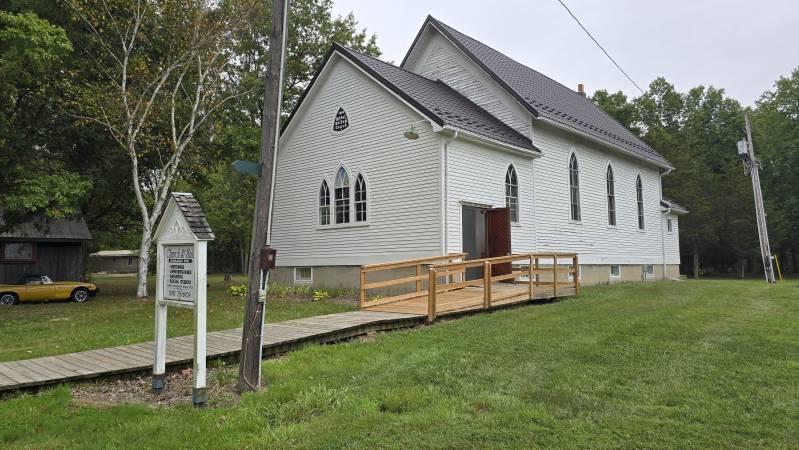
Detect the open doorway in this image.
<box><xmin>461</xmin><ymin>205</ymin><xmax>512</xmax><ymax>280</ymax></box>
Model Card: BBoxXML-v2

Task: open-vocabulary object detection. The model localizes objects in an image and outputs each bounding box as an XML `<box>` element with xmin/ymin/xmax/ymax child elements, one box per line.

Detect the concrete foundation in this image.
<box><xmin>273</xmin><ymin>264</ymin><xmax>681</xmax><ymax>292</ymax></box>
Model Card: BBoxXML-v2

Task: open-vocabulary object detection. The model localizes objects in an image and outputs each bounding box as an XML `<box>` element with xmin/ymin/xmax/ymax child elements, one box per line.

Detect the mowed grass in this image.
<box><xmin>1</xmin><ymin>280</ymin><xmax>798</xmax><ymax>449</ymax></box>
<box><xmin>0</xmin><ymin>275</ymin><xmax>355</xmax><ymax>362</ymax></box>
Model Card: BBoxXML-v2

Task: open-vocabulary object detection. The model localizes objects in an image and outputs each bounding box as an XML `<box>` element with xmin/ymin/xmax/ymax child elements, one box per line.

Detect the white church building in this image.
<box><xmin>269</xmin><ymin>16</ymin><xmax>686</xmax><ymax>288</ymax></box>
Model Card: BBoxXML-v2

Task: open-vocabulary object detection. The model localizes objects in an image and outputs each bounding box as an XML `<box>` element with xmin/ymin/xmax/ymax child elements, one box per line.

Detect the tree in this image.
<box><xmin>191</xmin><ymin>0</ymin><xmax>381</xmax><ymax>273</ymax></box>
<box><xmin>591</xmin><ymin>89</ymin><xmax>640</xmax><ymax>135</ymax></box>
<box><xmin>753</xmin><ymin>68</ymin><xmax>799</xmax><ymax>273</ymax></box>
<box><xmin>67</xmin><ymin>0</ymin><xmax>258</xmax><ymax>296</ymax></box>
<box><xmin>0</xmin><ymin>11</ymin><xmax>91</xmax><ymax>228</ymax></box>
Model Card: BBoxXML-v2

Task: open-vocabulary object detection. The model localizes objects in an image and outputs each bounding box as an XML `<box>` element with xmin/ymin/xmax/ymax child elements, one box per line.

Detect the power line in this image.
<box><xmin>555</xmin><ymin>0</ymin><xmax>646</xmax><ymax>95</ymax></box>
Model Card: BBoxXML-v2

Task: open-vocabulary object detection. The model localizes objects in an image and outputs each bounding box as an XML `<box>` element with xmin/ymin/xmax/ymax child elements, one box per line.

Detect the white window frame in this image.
<box><xmin>354</xmin><ymin>172</ymin><xmax>368</xmax><ymax>223</ymax></box>
<box><xmin>644</xmin><ymin>264</ymin><xmax>654</xmax><ymax>275</ymax></box>
<box><xmin>636</xmin><ymin>174</ymin><xmax>645</xmax><ymax>230</ymax></box>
<box><xmin>334</xmin><ymin>166</ymin><xmax>351</xmax><ymax>225</ymax></box>
<box><xmin>505</xmin><ymin>164</ymin><xmax>519</xmax><ymax>224</ymax></box>
<box><xmin>606</xmin><ymin>163</ymin><xmax>616</xmax><ymax>227</ymax></box>
<box><xmin>294</xmin><ymin>267</ymin><xmax>313</xmax><ymax>284</ymax></box>
<box><xmin>319</xmin><ymin>179</ymin><xmax>331</xmax><ymax>226</ymax></box>
<box><xmin>667</xmin><ymin>218</ymin><xmax>673</xmax><ymax>233</ymax></box>
<box><xmin>610</xmin><ymin>265</ymin><xmax>621</xmax><ymax>278</ymax></box>
<box><xmin>568</xmin><ymin>150</ymin><xmax>581</xmax><ymax>223</ymax></box>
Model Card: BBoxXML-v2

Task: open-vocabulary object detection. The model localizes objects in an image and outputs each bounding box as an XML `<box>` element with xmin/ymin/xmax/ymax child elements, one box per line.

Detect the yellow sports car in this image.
<box><xmin>0</xmin><ymin>275</ymin><xmax>99</xmax><ymax>305</ymax></box>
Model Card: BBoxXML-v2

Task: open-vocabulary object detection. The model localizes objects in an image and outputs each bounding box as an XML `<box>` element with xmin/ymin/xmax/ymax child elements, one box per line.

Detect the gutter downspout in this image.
<box><xmin>441</xmin><ymin>130</ymin><xmax>459</xmax><ymax>255</ymax></box>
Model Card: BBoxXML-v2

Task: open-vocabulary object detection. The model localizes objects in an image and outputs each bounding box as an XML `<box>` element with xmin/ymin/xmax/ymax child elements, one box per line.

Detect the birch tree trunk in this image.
<box><xmin>68</xmin><ymin>0</ymin><xmax>258</xmax><ymax>297</ymax></box>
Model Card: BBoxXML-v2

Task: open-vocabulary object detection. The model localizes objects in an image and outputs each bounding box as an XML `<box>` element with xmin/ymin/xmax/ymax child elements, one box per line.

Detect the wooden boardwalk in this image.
<box><xmin>0</xmin><ymin>310</ymin><xmax>422</xmax><ymax>392</ymax></box>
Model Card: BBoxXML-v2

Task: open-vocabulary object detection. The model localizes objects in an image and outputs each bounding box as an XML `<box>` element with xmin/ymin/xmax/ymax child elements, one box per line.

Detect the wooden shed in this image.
<box><xmin>0</xmin><ymin>215</ymin><xmax>92</xmax><ymax>283</ymax></box>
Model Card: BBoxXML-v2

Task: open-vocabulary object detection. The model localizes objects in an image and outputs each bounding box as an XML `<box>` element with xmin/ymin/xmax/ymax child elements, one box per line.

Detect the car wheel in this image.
<box><xmin>0</xmin><ymin>293</ymin><xmax>18</xmax><ymax>306</ymax></box>
<box><xmin>71</xmin><ymin>288</ymin><xmax>90</xmax><ymax>303</ymax></box>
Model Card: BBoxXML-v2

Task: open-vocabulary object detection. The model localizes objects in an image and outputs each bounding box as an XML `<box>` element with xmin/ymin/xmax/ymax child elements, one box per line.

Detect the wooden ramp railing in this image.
<box><xmin>360</xmin><ymin>252</ymin><xmax>580</xmax><ymax>322</ymax></box>
<box><xmin>359</xmin><ymin>253</ymin><xmax>466</xmax><ymax>309</ymax></box>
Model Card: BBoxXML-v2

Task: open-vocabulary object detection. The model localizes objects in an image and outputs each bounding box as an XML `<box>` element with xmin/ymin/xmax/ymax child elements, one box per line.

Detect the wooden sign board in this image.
<box><xmin>151</xmin><ymin>193</ymin><xmax>214</xmax><ymax>406</ymax></box>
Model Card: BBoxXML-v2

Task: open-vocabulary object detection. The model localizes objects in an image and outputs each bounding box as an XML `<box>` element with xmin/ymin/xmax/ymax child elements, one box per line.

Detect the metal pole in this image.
<box><xmin>744</xmin><ymin>111</ymin><xmax>776</xmax><ymax>284</ymax></box>
<box><xmin>238</xmin><ymin>0</ymin><xmax>290</xmax><ymax>392</ymax></box>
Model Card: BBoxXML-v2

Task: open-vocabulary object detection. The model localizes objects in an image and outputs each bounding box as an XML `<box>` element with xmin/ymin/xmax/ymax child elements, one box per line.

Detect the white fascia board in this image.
<box><xmin>442</xmin><ymin>126</ymin><xmax>539</xmax><ymax>158</ymax></box>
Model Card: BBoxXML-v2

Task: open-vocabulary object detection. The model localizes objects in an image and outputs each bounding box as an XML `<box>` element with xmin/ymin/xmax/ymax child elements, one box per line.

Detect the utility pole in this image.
<box><xmin>738</xmin><ymin>110</ymin><xmax>776</xmax><ymax>284</ymax></box>
<box><xmin>237</xmin><ymin>0</ymin><xmax>290</xmax><ymax>392</ymax></box>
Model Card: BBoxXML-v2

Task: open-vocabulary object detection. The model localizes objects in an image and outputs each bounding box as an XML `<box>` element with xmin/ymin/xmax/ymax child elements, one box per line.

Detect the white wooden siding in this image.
<box><xmin>444</xmin><ymin>126</ymin><xmax>675</xmax><ymax>266</ymax></box>
<box><xmin>445</xmin><ymin>138</ymin><xmax>535</xmax><ymax>254</ymax></box>
<box><xmin>273</xmin><ymin>56</ymin><xmax>442</xmax><ymax>266</ymax></box>
<box><xmin>663</xmin><ymin>214</ymin><xmax>681</xmax><ymax>264</ymax></box>
<box><xmin>529</xmin><ymin>123</ymin><xmax>668</xmax><ymax>265</ymax></box>
<box><xmin>405</xmin><ymin>32</ymin><xmax>533</xmax><ymax>139</ymax></box>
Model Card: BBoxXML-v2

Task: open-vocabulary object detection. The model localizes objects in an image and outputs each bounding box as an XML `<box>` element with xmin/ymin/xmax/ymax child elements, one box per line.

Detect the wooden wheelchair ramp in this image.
<box><xmin>360</xmin><ymin>253</ymin><xmax>580</xmax><ymax>321</ymax></box>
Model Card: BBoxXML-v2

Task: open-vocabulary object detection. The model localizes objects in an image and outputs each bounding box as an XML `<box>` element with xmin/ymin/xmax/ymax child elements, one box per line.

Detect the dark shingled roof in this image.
<box><xmin>404</xmin><ymin>16</ymin><xmax>672</xmax><ymax>168</ymax></box>
<box><xmin>0</xmin><ymin>214</ymin><xmax>92</xmax><ymax>241</ymax></box>
<box><xmin>283</xmin><ymin>43</ymin><xmax>538</xmax><ymax>152</ymax></box>
<box><xmin>661</xmin><ymin>198</ymin><xmax>689</xmax><ymax>214</ymax></box>
<box><xmin>172</xmin><ymin>193</ymin><xmax>215</xmax><ymax>240</ymax></box>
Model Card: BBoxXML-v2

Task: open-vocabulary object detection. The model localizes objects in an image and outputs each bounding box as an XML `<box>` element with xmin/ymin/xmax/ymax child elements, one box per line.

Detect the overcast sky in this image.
<box><xmin>330</xmin><ymin>0</ymin><xmax>799</xmax><ymax>106</ymax></box>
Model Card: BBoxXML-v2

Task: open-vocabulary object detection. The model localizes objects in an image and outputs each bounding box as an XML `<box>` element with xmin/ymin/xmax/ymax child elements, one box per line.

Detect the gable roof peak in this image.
<box><xmin>403</xmin><ymin>15</ymin><xmax>672</xmax><ymax>169</ymax></box>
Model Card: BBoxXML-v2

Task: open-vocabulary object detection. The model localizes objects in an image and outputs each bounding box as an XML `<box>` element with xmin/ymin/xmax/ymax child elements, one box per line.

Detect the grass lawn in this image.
<box><xmin>1</xmin><ymin>280</ymin><xmax>798</xmax><ymax>449</ymax></box>
<box><xmin>0</xmin><ymin>275</ymin><xmax>356</xmax><ymax>362</ymax></box>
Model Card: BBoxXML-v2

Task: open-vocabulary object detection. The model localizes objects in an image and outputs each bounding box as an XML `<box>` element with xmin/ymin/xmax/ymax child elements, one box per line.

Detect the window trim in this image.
<box><xmin>0</xmin><ymin>242</ymin><xmax>38</xmax><ymax>263</ymax></box>
<box><xmin>319</xmin><ymin>179</ymin><xmax>332</xmax><ymax>226</ymax></box>
<box><xmin>635</xmin><ymin>174</ymin><xmax>645</xmax><ymax>230</ymax></box>
<box><xmin>354</xmin><ymin>172</ymin><xmax>368</xmax><ymax>223</ymax></box>
<box><xmin>334</xmin><ymin>165</ymin><xmax>351</xmax><ymax>225</ymax></box>
<box><xmin>294</xmin><ymin>267</ymin><xmax>313</xmax><ymax>284</ymax></box>
<box><xmin>610</xmin><ymin>265</ymin><xmax>621</xmax><ymax>278</ymax></box>
<box><xmin>667</xmin><ymin>218</ymin><xmax>673</xmax><ymax>233</ymax></box>
<box><xmin>568</xmin><ymin>150</ymin><xmax>581</xmax><ymax>223</ymax></box>
<box><xmin>606</xmin><ymin>163</ymin><xmax>617</xmax><ymax>227</ymax></box>
<box><xmin>505</xmin><ymin>164</ymin><xmax>519</xmax><ymax>223</ymax></box>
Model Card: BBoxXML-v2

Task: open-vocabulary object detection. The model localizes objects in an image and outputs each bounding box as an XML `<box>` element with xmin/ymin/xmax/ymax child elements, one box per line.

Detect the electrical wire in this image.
<box><xmin>555</xmin><ymin>0</ymin><xmax>646</xmax><ymax>95</ymax></box>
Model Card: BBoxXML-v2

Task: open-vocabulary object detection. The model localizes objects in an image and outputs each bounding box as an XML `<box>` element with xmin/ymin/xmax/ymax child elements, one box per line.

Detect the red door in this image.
<box><xmin>485</xmin><ymin>207</ymin><xmax>512</xmax><ymax>276</ymax></box>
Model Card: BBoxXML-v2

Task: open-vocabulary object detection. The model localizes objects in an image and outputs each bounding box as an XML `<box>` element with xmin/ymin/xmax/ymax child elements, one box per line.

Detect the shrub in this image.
<box><xmin>312</xmin><ymin>290</ymin><xmax>330</xmax><ymax>302</ymax></box>
<box><xmin>229</xmin><ymin>284</ymin><xmax>247</xmax><ymax>297</ymax></box>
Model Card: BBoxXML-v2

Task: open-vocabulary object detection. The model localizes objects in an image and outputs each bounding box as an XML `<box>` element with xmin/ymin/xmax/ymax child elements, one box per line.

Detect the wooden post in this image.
<box><xmin>359</xmin><ymin>268</ymin><xmax>366</xmax><ymax>308</ymax></box>
<box><xmin>238</xmin><ymin>0</ymin><xmax>290</xmax><ymax>393</ymax></box>
<box><xmin>193</xmin><ymin>240</ymin><xmax>208</xmax><ymax>406</ymax></box>
<box><xmin>483</xmin><ymin>261</ymin><xmax>492</xmax><ymax>309</ymax></box>
<box><xmin>534</xmin><ymin>257</ymin><xmax>540</xmax><ymax>286</ymax></box>
<box><xmin>528</xmin><ymin>255</ymin><xmax>534</xmax><ymax>299</ymax></box>
<box><xmin>552</xmin><ymin>253</ymin><xmax>558</xmax><ymax>298</ymax></box>
<box><xmin>416</xmin><ymin>264</ymin><xmax>422</xmax><ymax>293</ymax></box>
<box><xmin>428</xmin><ymin>268</ymin><xmax>437</xmax><ymax>322</ymax></box>
<box><xmin>152</xmin><ymin>243</ymin><xmax>167</xmax><ymax>393</ymax></box>
<box><xmin>573</xmin><ymin>255</ymin><xmax>580</xmax><ymax>295</ymax></box>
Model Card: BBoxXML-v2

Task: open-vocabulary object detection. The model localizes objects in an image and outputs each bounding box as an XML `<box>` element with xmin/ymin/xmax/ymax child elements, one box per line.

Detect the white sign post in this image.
<box><xmin>152</xmin><ymin>193</ymin><xmax>214</xmax><ymax>406</ymax></box>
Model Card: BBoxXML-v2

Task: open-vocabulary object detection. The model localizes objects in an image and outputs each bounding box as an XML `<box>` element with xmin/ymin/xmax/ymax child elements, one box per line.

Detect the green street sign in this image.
<box><xmin>231</xmin><ymin>160</ymin><xmax>262</xmax><ymax>175</ymax></box>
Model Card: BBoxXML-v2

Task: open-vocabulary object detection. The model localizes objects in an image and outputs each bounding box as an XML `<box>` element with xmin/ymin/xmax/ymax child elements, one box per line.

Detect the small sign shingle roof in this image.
<box><xmin>404</xmin><ymin>16</ymin><xmax>672</xmax><ymax>169</ymax></box>
<box><xmin>171</xmin><ymin>193</ymin><xmax>215</xmax><ymax>240</ymax></box>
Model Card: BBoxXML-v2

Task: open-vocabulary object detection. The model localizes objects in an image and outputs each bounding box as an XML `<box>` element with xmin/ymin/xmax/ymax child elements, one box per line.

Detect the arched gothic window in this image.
<box><xmin>569</xmin><ymin>153</ymin><xmax>581</xmax><ymax>221</ymax></box>
<box><xmin>334</xmin><ymin>167</ymin><xmax>350</xmax><ymax>224</ymax></box>
<box><xmin>606</xmin><ymin>165</ymin><xmax>616</xmax><ymax>226</ymax></box>
<box><xmin>636</xmin><ymin>175</ymin><xmax>644</xmax><ymax>229</ymax></box>
<box><xmin>319</xmin><ymin>180</ymin><xmax>330</xmax><ymax>225</ymax></box>
<box><xmin>505</xmin><ymin>165</ymin><xmax>519</xmax><ymax>222</ymax></box>
<box><xmin>354</xmin><ymin>174</ymin><xmax>367</xmax><ymax>222</ymax></box>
